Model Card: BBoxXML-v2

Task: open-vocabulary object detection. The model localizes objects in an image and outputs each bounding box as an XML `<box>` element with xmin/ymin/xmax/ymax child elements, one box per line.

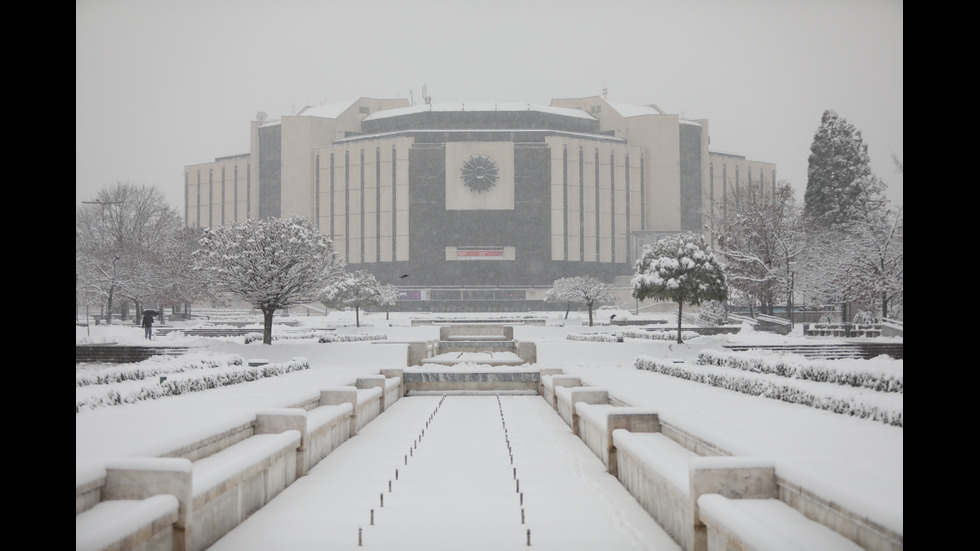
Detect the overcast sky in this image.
<box><xmin>76</xmin><ymin>0</ymin><xmax>903</xmax><ymax>212</ymax></box>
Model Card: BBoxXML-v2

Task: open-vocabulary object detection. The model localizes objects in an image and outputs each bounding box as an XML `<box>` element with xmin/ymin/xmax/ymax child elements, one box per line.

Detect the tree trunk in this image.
<box><xmin>262</xmin><ymin>308</ymin><xmax>274</xmax><ymax>345</ymax></box>
<box><xmin>588</xmin><ymin>305</ymin><xmax>594</xmax><ymax>327</ymax></box>
<box><xmin>881</xmin><ymin>292</ymin><xmax>888</xmax><ymax>320</ymax></box>
<box><xmin>106</xmin><ymin>286</ymin><xmax>115</xmax><ymax>325</ymax></box>
<box><xmin>676</xmin><ymin>301</ymin><xmax>684</xmax><ymax>344</ymax></box>
<box><xmin>564</xmin><ymin>303</ymin><xmax>570</xmax><ymax>320</ymax></box>
<box><xmin>355</xmin><ymin>306</ymin><xmax>361</xmax><ymax>327</ymax></box>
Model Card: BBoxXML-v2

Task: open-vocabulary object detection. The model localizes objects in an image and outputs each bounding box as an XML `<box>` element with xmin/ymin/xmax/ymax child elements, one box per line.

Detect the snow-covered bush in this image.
<box><xmin>319</xmin><ymin>333</ymin><xmax>387</xmax><ymax>343</ymax></box>
<box><xmin>635</xmin><ymin>356</ymin><xmax>902</xmax><ymax>427</ymax></box>
<box><xmin>76</xmin><ymin>354</ymin><xmax>243</xmax><ymax>387</ymax></box>
<box><xmin>75</xmin><ymin>358</ymin><xmax>310</xmax><ymax>411</ymax></box>
<box><xmin>696</xmin><ymin>350</ymin><xmax>903</xmax><ymax>393</ymax></box>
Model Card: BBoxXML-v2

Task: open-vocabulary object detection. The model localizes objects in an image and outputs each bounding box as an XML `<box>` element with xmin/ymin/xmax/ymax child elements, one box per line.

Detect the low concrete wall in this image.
<box><xmin>575</xmin><ymin>404</ymin><xmax>660</xmax><ymax>476</ymax></box>
<box><xmin>698</xmin><ymin>494</ymin><xmax>865</xmax><ymax>551</ymax></box>
<box><xmin>403</xmin><ymin>371</ymin><xmax>540</xmax><ymax>394</ymax></box>
<box><xmin>190</xmin><ymin>431</ymin><xmax>300</xmax><ymax>551</ymax></box>
<box><xmin>355</xmin><ymin>387</ymin><xmax>383</xmax><ymax>434</ymax></box>
<box><xmin>76</xmin><ymin>373</ymin><xmax>400</xmax><ymax>551</ymax></box>
<box><xmin>439</xmin><ymin>324</ymin><xmax>514</xmax><ymax>341</ymax></box>
<box><xmin>255</xmin><ymin>407</ymin><xmax>352</xmax><ymax>477</ymax></box>
<box><xmin>541</xmin><ymin>375</ymin><xmax>582</xmax><ymax>410</ymax></box>
<box><xmin>537</xmin><ymin>376</ymin><xmax>891</xmax><ymax>551</ymax></box>
<box><xmin>407</xmin><ymin>340</ymin><xmax>439</xmax><ymax>366</ymax></box>
<box><xmin>76</xmin><ymin>494</ymin><xmax>181</xmax><ymax>551</ymax></box>
<box><xmin>554</xmin><ymin>387</ymin><xmax>609</xmax><ymax>434</ymax></box>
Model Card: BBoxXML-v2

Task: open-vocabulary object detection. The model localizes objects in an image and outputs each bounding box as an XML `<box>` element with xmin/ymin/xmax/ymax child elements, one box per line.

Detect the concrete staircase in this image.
<box><xmin>421</xmin><ymin>324</ymin><xmax>534</xmax><ymax>367</ymax></box>
<box><xmin>75</xmin><ymin>344</ymin><xmax>190</xmax><ymax>364</ymax></box>
<box><xmin>723</xmin><ymin>342</ymin><xmax>903</xmax><ymax>360</ymax></box>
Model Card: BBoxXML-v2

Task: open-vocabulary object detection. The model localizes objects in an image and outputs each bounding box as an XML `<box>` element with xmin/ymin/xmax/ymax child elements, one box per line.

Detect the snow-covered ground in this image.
<box><xmin>76</xmin><ymin>310</ymin><xmax>903</xmax><ymax>549</ymax></box>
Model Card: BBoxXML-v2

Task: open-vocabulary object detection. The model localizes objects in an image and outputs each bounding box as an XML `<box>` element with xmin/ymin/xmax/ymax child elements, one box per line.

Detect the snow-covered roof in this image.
<box><xmin>296</xmin><ymin>100</ymin><xmax>358</xmax><ymax>119</ymax></box>
<box><xmin>604</xmin><ymin>100</ymin><xmax>663</xmax><ymax>118</ymax></box>
<box><xmin>364</xmin><ymin>102</ymin><xmax>596</xmax><ymax>122</ymax></box>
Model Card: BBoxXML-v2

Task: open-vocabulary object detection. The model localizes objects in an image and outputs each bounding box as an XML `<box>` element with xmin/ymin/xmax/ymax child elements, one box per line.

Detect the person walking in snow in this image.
<box><xmin>141</xmin><ymin>310</ymin><xmax>155</xmax><ymax>340</ymax></box>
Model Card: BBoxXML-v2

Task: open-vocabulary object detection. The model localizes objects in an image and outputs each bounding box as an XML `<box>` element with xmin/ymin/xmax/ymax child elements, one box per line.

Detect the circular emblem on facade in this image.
<box><xmin>461</xmin><ymin>154</ymin><xmax>499</xmax><ymax>193</ymax></box>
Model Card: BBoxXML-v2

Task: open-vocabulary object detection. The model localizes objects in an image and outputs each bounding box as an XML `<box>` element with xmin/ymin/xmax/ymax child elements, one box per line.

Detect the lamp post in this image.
<box><xmin>788</xmin><ymin>261</ymin><xmax>797</xmax><ymax>330</ymax></box>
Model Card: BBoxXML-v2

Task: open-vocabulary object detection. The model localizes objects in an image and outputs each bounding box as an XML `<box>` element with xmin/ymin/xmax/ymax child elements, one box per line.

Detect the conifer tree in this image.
<box><xmin>804</xmin><ymin>110</ymin><xmax>886</xmax><ymax>228</ymax></box>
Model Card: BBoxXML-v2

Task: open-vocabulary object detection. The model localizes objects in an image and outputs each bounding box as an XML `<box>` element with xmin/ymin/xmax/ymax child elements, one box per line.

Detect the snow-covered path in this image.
<box><xmin>209</xmin><ymin>395</ymin><xmax>681</xmax><ymax>551</ymax></box>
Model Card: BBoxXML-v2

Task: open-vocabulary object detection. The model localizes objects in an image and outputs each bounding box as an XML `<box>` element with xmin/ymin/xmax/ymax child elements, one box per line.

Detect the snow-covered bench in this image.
<box><xmin>76</xmin><ymin>494</ymin><xmax>180</xmax><ymax>551</ymax></box>
<box><xmin>356</xmin><ymin>374</ymin><xmax>402</xmax><ymax>412</ymax></box>
<box><xmin>575</xmin><ymin>403</ymin><xmax>660</xmax><ymax>476</ymax></box>
<box><xmin>554</xmin><ymin>386</ymin><xmax>609</xmax><ymax>434</ymax></box>
<box><xmin>76</xmin><ymin>457</ymin><xmax>192</xmax><ymax>551</ymax></box>
<box><xmin>540</xmin><ymin>374</ymin><xmax>582</xmax><ymax>410</ymax></box>
<box><xmin>612</xmin><ymin>431</ymin><xmax>778</xmax><ymax>551</ymax></box>
<box><xmin>190</xmin><ymin>430</ymin><xmax>301</xmax><ymax>551</ymax></box>
<box><xmin>319</xmin><ymin>384</ymin><xmax>385</xmax><ymax>437</ymax></box>
<box><xmin>697</xmin><ymin>494</ymin><xmax>864</xmax><ymax>551</ymax></box>
<box><xmin>255</xmin><ymin>405</ymin><xmax>352</xmax><ymax>477</ymax></box>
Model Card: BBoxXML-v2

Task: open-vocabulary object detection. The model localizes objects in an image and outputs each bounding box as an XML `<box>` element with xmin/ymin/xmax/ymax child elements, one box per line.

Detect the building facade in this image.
<box><xmin>185</xmin><ymin>96</ymin><xmax>775</xmax><ymax>311</ymax></box>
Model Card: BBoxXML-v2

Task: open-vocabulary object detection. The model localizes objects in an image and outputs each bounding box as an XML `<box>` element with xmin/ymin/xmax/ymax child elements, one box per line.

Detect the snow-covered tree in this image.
<box><xmin>193</xmin><ymin>215</ymin><xmax>343</xmax><ymax>344</ymax></box>
<box><xmin>546</xmin><ymin>276</ymin><xmax>614</xmax><ymax>326</ymax></box>
<box><xmin>804</xmin><ymin>110</ymin><xmax>887</xmax><ymax>229</ymax></box>
<box><xmin>76</xmin><ymin>183</ymin><xmax>184</xmax><ymax>323</ymax></box>
<box><xmin>800</xmin><ymin>205</ymin><xmax>902</xmax><ymax>321</ymax></box>
<box><xmin>710</xmin><ymin>183</ymin><xmax>806</xmax><ymax>316</ymax></box>
<box><xmin>631</xmin><ymin>233</ymin><xmax>728</xmax><ymax>343</ymax></box>
<box><xmin>377</xmin><ymin>284</ymin><xmax>399</xmax><ymax>321</ymax></box>
<box><xmin>320</xmin><ymin>270</ymin><xmax>387</xmax><ymax>327</ymax></box>
<box><xmin>149</xmin><ymin>227</ymin><xmax>211</xmax><ymax>322</ymax></box>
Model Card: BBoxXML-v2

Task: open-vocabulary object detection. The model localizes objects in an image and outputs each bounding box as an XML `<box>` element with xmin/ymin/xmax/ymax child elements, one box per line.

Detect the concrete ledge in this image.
<box><xmin>613</xmin><ymin>430</ymin><xmax>702</xmax><ymax>551</ymax></box>
<box><xmin>576</xmin><ymin>404</ymin><xmax>660</xmax><ymax>476</ymax></box>
<box><xmin>355</xmin><ymin>387</ymin><xmax>384</xmax><ymax>434</ymax></box>
<box><xmin>407</xmin><ymin>340</ymin><xmax>439</xmax><ymax>366</ymax></box>
<box><xmin>255</xmin><ymin>407</ymin><xmax>352</xmax><ymax>477</ymax></box>
<box><xmin>75</xmin><ymin>494</ymin><xmax>180</xmax><ymax>551</ymax></box>
<box><xmin>555</xmin><ymin>387</ymin><xmax>609</xmax><ymax>434</ymax></box>
<box><xmin>403</xmin><ymin>371</ymin><xmax>539</xmax><ymax>394</ymax></box>
<box><xmin>612</xmin><ymin>431</ymin><xmax>782</xmax><ymax>551</ymax></box>
<box><xmin>541</xmin><ymin>375</ymin><xmax>582</xmax><ymax>410</ymax></box>
<box><xmin>191</xmin><ymin>431</ymin><xmax>301</xmax><ymax>551</ymax></box>
<box><xmin>698</xmin><ymin>494</ymin><xmax>864</xmax><ymax>551</ymax></box>
<box><xmin>320</xmin><ymin>387</ymin><xmax>360</xmax><ymax>437</ymax></box>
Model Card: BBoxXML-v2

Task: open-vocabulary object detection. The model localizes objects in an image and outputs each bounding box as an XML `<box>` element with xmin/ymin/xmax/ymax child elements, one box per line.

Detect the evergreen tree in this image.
<box><xmin>631</xmin><ymin>233</ymin><xmax>727</xmax><ymax>343</ymax></box>
<box><xmin>804</xmin><ymin>110</ymin><xmax>886</xmax><ymax>228</ymax></box>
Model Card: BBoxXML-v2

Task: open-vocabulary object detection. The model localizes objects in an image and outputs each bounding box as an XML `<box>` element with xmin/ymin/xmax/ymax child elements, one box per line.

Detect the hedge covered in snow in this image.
<box><xmin>567</xmin><ymin>330</ymin><xmax>700</xmax><ymax>343</ymax></box>
<box><xmin>620</xmin><ymin>329</ymin><xmax>701</xmax><ymax>341</ymax></box>
<box><xmin>319</xmin><ymin>333</ymin><xmax>387</xmax><ymax>343</ymax></box>
<box><xmin>567</xmin><ymin>333</ymin><xmax>620</xmax><ymax>343</ymax></box>
<box><xmin>242</xmin><ymin>331</ymin><xmax>388</xmax><ymax>344</ymax></box>
<box><xmin>696</xmin><ymin>350</ymin><xmax>903</xmax><ymax>393</ymax></box>
<box><xmin>75</xmin><ymin>358</ymin><xmax>310</xmax><ymax>412</ymax></box>
<box><xmin>75</xmin><ymin>354</ymin><xmax>242</xmax><ymax>387</ymax></box>
<box><xmin>635</xmin><ymin>356</ymin><xmax>903</xmax><ymax>427</ymax></box>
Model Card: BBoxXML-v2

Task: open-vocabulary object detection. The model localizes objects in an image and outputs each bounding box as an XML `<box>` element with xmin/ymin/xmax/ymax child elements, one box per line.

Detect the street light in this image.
<box><xmin>788</xmin><ymin>261</ymin><xmax>797</xmax><ymax>330</ymax></box>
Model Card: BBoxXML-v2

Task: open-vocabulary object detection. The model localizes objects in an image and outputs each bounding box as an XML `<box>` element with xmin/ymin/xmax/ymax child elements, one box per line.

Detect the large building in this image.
<box><xmin>185</xmin><ymin>96</ymin><xmax>776</xmax><ymax>311</ymax></box>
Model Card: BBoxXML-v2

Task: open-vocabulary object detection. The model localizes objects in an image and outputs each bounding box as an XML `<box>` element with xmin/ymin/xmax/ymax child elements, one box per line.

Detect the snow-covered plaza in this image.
<box><xmin>76</xmin><ymin>311</ymin><xmax>903</xmax><ymax>550</ymax></box>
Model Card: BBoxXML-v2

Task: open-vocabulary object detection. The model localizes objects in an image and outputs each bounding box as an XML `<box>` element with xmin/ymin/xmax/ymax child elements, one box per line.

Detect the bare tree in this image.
<box><xmin>76</xmin><ymin>183</ymin><xmax>183</xmax><ymax>324</ymax></box>
<box><xmin>320</xmin><ymin>270</ymin><xmax>388</xmax><ymax>327</ymax></box>
<box><xmin>709</xmin><ymin>183</ymin><xmax>806</xmax><ymax>316</ymax></box>
<box><xmin>546</xmin><ymin>276</ymin><xmax>614</xmax><ymax>327</ymax></box>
